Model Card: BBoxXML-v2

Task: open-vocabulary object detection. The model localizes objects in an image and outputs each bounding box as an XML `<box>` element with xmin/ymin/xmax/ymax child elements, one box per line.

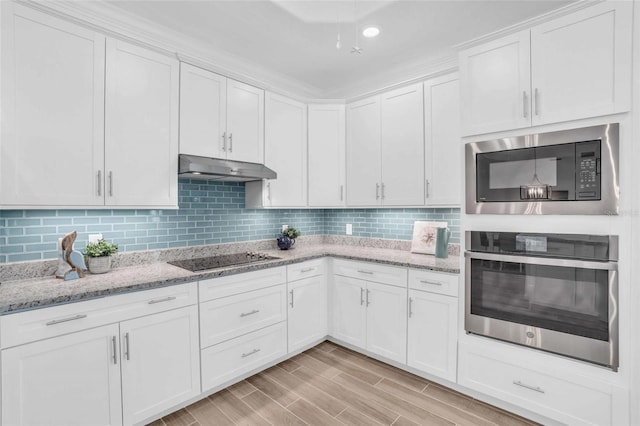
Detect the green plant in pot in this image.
<box><xmin>84</xmin><ymin>239</ymin><xmax>118</xmax><ymax>274</ymax></box>
<box><xmin>277</xmin><ymin>227</ymin><xmax>300</xmax><ymax>250</ymax></box>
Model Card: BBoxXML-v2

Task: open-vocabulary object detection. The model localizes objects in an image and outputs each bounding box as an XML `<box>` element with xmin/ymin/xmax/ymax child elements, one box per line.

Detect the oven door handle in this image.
<box><xmin>465</xmin><ymin>251</ymin><xmax>617</xmax><ymax>271</ymax></box>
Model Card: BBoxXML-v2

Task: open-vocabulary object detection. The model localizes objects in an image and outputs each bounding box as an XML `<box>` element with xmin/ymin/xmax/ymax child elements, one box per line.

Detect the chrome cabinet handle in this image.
<box><xmin>46</xmin><ymin>314</ymin><xmax>87</xmax><ymax>326</ymax></box>
<box><xmin>376</xmin><ymin>183</ymin><xmax>380</xmax><ymax>200</ymax></box>
<box><xmin>266</xmin><ymin>182</ymin><xmax>271</xmax><ymax>201</ymax></box>
<box><xmin>523</xmin><ymin>91</ymin><xmax>528</xmax><ymax>118</ymax></box>
<box><xmin>108</xmin><ymin>171</ymin><xmax>113</xmax><ymax>197</ymax></box>
<box><xmin>513</xmin><ymin>380</ymin><xmax>545</xmax><ymax>394</ymax></box>
<box><xmin>111</xmin><ymin>336</ymin><xmax>118</xmax><ymax>365</ymax></box>
<box><xmin>366</xmin><ymin>289</ymin><xmax>371</xmax><ymax>306</ymax></box>
<box><xmin>124</xmin><ymin>332</ymin><xmax>130</xmax><ymax>361</ymax></box>
<box><xmin>240</xmin><ymin>309</ymin><xmax>260</xmax><ymax>317</ymax></box>
<box><xmin>357</xmin><ymin>270</ymin><xmax>374</xmax><ymax>275</ymax></box>
<box><xmin>289</xmin><ymin>289</ymin><xmax>294</xmax><ymax>308</ymax></box>
<box><xmin>408</xmin><ymin>297</ymin><xmax>413</xmax><ymax>318</ymax></box>
<box><xmin>222</xmin><ymin>132</ymin><xmax>227</xmax><ymax>152</ymax></box>
<box><xmin>97</xmin><ymin>171</ymin><xmax>102</xmax><ymax>196</ymax></box>
<box><xmin>425</xmin><ymin>179</ymin><xmax>430</xmax><ymax>199</ymax></box>
<box><xmin>534</xmin><ymin>88</ymin><xmax>539</xmax><ymax>116</ymax></box>
<box><xmin>300</xmin><ymin>267</ymin><xmax>315</xmax><ymax>273</ymax></box>
<box><xmin>420</xmin><ymin>280</ymin><xmax>443</xmax><ymax>286</ymax></box>
<box><xmin>229</xmin><ymin>133</ymin><xmax>233</xmax><ymax>152</ymax></box>
<box><xmin>381</xmin><ymin>183</ymin><xmax>385</xmax><ymax>200</ymax></box>
<box><xmin>242</xmin><ymin>348</ymin><xmax>260</xmax><ymax>358</ymax></box>
<box><xmin>340</xmin><ymin>185</ymin><xmax>344</xmax><ymax>201</ymax></box>
<box><xmin>360</xmin><ymin>287</ymin><xmax>365</xmax><ymax>305</ymax></box>
<box><xmin>148</xmin><ymin>296</ymin><xmax>176</xmax><ymax>305</ymax></box>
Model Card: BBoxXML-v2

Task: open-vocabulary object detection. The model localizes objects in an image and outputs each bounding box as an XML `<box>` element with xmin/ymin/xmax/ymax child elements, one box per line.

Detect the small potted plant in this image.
<box><xmin>277</xmin><ymin>226</ymin><xmax>300</xmax><ymax>250</ymax></box>
<box><xmin>84</xmin><ymin>239</ymin><xmax>118</xmax><ymax>274</ymax></box>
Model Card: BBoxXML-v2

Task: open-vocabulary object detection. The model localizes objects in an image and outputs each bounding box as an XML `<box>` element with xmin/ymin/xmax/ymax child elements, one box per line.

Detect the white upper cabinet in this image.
<box><xmin>530</xmin><ymin>2</ymin><xmax>632</xmax><ymax>126</ymax></box>
<box><xmin>346</xmin><ymin>84</ymin><xmax>425</xmax><ymax>207</ymax></box>
<box><xmin>346</xmin><ymin>96</ymin><xmax>382</xmax><ymax>206</ymax></box>
<box><xmin>179</xmin><ymin>65</ymin><xmax>264</xmax><ymax>164</ymax></box>
<box><xmin>308</xmin><ymin>104</ymin><xmax>346</xmax><ymax>207</ymax></box>
<box><xmin>0</xmin><ymin>4</ymin><xmax>106</xmax><ymax>207</ymax></box>
<box><xmin>459</xmin><ymin>30</ymin><xmax>531</xmax><ymax>136</ymax></box>
<box><xmin>179</xmin><ymin>63</ymin><xmax>227</xmax><ymax>159</ymax></box>
<box><xmin>380</xmin><ymin>83</ymin><xmax>425</xmax><ymax>206</ymax></box>
<box><xmin>246</xmin><ymin>93</ymin><xmax>306</xmax><ymax>208</ymax></box>
<box><xmin>460</xmin><ymin>2</ymin><xmax>632</xmax><ymax>136</ymax></box>
<box><xmin>424</xmin><ymin>74</ymin><xmax>461</xmax><ymax>206</ymax></box>
<box><xmin>105</xmin><ymin>39</ymin><xmax>179</xmax><ymax>208</ymax></box>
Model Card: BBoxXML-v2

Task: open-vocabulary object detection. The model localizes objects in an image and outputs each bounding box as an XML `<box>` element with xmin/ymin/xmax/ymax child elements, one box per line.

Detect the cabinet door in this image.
<box><xmin>263</xmin><ymin>93</ymin><xmax>307</xmax><ymax>207</ymax></box>
<box><xmin>120</xmin><ymin>306</ymin><xmax>200</xmax><ymax>426</ymax></box>
<box><xmin>460</xmin><ymin>30</ymin><xmax>531</xmax><ymax>136</ymax></box>
<box><xmin>105</xmin><ymin>39</ymin><xmax>179</xmax><ymax>208</ymax></box>
<box><xmin>0</xmin><ymin>4</ymin><xmax>105</xmax><ymax>207</ymax></box>
<box><xmin>366</xmin><ymin>282</ymin><xmax>407</xmax><ymax>364</ymax></box>
<box><xmin>308</xmin><ymin>104</ymin><xmax>346</xmax><ymax>207</ymax></box>
<box><xmin>346</xmin><ymin>96</ymin><xmax>381</xmax><ymax>206</ymax></box>
<box><xmin>2</xmin><ymin>324</ymin><xmax>122</xmax><ymax>426</ymax></box>
<box><xmin>226</xmin><ymin>79</ymin><xmax>264</xmax><ymax>163</ymax></box>
<box><xmin>288</xmin><ymin>275</ymin><xmax>328</xmax><ymax>353</ymax></box>
<box><xmin>380</xmin><ymin>83</ymin><xmax>425</xmax><ymax>206</ymax></box>
<box><xmin>424</xmin><ymin>74</ymin><xmax>461</xmax><ymax>206</ymax></box>
<box><xmin>331</xmin><ymin>275</ymin><xmax>367</xmax><ymax>348</ymax></box>
<box><xmin>179</xmin><ymin>63</ymin><xmax>227</xmax><ymax>158</ymax></box>
<box><xmin>530</xmin><ymin>2</ymin><xmax>632</xmax><ymax>125</ymax></box>
<box><xmin>407</xmin><ymin>290</ymin><xmax>458</xmax><ymax>382</ymax></box>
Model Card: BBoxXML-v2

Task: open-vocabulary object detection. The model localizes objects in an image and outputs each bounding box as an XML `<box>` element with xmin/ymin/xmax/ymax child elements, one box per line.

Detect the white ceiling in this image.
<box><xmin>108</xmin><ymin>0</ymin><xmax>576</xmax><ymax>99</ymax></box>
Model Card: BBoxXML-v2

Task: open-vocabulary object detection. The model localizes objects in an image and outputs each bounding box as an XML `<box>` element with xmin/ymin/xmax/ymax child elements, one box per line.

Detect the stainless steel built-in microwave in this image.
<box><xmin>465</xmin><ymin>124</ymin><xmax>619</xmax><ymax>215</ymax></box>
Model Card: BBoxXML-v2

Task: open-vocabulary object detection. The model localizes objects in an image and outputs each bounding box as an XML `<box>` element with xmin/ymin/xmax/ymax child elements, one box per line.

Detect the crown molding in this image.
<box><xmin>454</xmin><ymin>0</ymin><xmax>603</xmax><ymax>51</ymax></box>
<box><xmin>19</xmin><ymin>0</ymin><xmax>325</xmax><ymax>100</ymax></box>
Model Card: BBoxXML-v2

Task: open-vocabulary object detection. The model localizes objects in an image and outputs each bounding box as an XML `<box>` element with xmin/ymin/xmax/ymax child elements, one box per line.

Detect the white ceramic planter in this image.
<box><xmin>87</xmin><ymin>256</ymin><xmax>111</xmax><ymax>274</ymax></box>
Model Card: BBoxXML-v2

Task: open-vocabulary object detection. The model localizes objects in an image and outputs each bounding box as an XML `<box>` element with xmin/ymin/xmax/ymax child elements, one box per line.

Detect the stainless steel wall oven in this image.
<box><xmin>465</xmin><ymin>123</ymin><xmax>619</xmax><ymax>215</ymax></box>
<box><xmin>465</xmin><ymin>231</ymin><xmax>619</xmax><ymax>370</ymax></box>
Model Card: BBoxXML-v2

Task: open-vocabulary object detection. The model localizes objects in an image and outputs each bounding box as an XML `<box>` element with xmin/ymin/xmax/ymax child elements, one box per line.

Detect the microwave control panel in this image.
<box><xmin>575</xmin><ymin>140</ymin><xmax>601</xmax><ymax>200</ymax></box>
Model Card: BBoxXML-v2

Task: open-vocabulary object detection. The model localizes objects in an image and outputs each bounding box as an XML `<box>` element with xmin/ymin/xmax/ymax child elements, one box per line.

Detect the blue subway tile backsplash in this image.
<box><xmin>0</xmin><ymin>180</ymin><xmax>459</xmax><ymax>263</ymax></box>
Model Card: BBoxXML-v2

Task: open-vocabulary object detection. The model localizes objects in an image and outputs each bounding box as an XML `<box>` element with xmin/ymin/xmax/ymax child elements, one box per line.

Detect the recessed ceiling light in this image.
<box><xmin>362</xmin><ymin>26</ymin><xmax>380</xmax><ymax>38</ymax></box>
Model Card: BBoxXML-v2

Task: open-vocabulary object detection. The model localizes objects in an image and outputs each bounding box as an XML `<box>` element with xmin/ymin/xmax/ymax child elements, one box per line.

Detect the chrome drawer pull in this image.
<box><xmin>46</xmin><ymin>314</ymin><xmax>87</xmax><ymax>326</ymax></box>
<box><xmin>300</xmin><ymin>267</ymin><xmax>315</xmax><ymax>273</ymax></box>
<box><xmin>513</xmin><ymin>380</ymin><xmax>545</xmax><ymax>394</ymax></box>
<box><xmin>148</xmin><ymin>296</ymin><xmax>177</xmax><ymax>305</ymax></box>
<box><xmin>111</xmin><ymin>336</ymin><xmax>118</xmax><ymax>365</ymax></box>
<box><xmin>357</xmin><ymin>270</ymin><xmax>374</xmax><ymax>275</ymax></box>
<box><xmin>420</xmin><ymin>280</ymin><xmax>443</xmax><ymax>286</ymax></box>
<box><xmin>242</xmin><ymin>348</ymin><xmax>260</xmax><ymax>358</ymax></box>
<box><xmin>124</xmin><ymin>332</ymin><xmax>131</xmax><ymax>361</ymax></box>
<box><xmin>240</xmin><ymin>309</ymin><xmax>260</xmax><ymax>317</ymax></box>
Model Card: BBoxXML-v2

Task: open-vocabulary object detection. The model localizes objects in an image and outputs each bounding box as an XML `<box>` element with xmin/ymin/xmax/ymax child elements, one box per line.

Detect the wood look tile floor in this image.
<box><xmin>150</xmin><ymin>341</ymin><xmax>538</xmax><ymax>426</ymax></box>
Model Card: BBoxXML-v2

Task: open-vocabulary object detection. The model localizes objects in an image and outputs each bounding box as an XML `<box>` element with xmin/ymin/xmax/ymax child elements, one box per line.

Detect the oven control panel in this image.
<box><xmin>575</xmin><ymin>140</ymin><xmax>601</xmax><ymax>200</ymax></box>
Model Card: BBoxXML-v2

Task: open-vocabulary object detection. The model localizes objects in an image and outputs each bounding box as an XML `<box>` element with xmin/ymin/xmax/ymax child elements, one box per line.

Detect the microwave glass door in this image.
<box><xmin>469</xmin><ymin>258</ymin><xmax>609</xmax><ymax>341</ymax></box>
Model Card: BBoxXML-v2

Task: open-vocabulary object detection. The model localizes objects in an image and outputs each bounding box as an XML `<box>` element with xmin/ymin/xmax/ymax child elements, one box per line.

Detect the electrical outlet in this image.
<box><xmin>88</xmin><ymin>234</ymin><xmax>103</xmax><ymax>244</ymax></box>
<box><xmin>346</xmin><ymin>224</ymin><xmax>352</xmax><ymax>235</ymax></box>
<box><xmin>282</xmin><ymin>225</ymin><xmax>289</xmax><ymax>232</ymax></box>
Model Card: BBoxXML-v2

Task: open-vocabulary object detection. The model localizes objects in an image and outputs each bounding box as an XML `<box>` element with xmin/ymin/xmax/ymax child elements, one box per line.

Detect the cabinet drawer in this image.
<box><xmin>201</xmin><ymin>322</ymin><xmax>286</xmax><ymax>392</ymax></box>
<box><xmin>459</xmin><ymin>345</ymin><xmax>614</xmax><ymax>426</ymax></box>
<box><xmin>199</xmin><ymin>266</ymin><xmax>286</xmax><ymax>302</ymax></box>
<box><xmin>408</xmin><ymin>269</ymin><xmax>458</xmax><ymax>297</ymax></box>
<box><xmin>1</xmin><ymin>282</ymin><xmax>197</xmax><ymax>348</ymax></box>
<box><xmin>200</xmin><ymin>284</ymin><xmax>286</xmax><ymax>347</ymax></box>
<box><xmin>287</xmin><ymin>258</ymin><xmax>326</xmax><ymax>282</ymax></box>
<box><xmin>332</xmin><ymin>259</ymin><xmax>407</xmax><ymax>287</ymax></box>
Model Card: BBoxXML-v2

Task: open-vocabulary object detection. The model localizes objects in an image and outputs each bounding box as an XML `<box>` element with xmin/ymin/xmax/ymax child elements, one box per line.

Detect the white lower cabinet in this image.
<box><xmin>331</xmin><ymin>259</ymin><xmax>408</xmax><ymax>364</ymax></box>
<box><xmin>2</xmin><ymin>324</ymin><xmax>123</xmax><ymax>426</ymax></box>
<box><xmin>120</xmin><ymin>306</ymin><xmax>201</xmax><ymax>426</ymax></box>
<box><xmin>287</xmin><ymin>260</ymin><xmax>328</xmax><ymax>353</ymax></box>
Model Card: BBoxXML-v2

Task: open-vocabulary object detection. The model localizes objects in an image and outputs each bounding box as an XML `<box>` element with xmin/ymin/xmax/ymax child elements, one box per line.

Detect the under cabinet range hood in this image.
<box><xmin>178</xmin><ymin>154</ymin><xmax>277</xmax><ymax>182</ymax></box>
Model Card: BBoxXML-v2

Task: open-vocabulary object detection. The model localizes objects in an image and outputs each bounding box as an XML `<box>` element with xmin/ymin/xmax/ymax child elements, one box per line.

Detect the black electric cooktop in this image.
<box><xmin>168</xmin><ymin>252</ymin><xmax>281</xmax><ymax>272</ymax></box>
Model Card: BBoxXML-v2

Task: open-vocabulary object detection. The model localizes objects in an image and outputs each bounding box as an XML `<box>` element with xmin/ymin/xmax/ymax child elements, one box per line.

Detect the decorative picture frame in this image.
<box><xmin>410</xmin><ymin>221</ymin><xmax>448</xmax><ymax>255</ymax></box>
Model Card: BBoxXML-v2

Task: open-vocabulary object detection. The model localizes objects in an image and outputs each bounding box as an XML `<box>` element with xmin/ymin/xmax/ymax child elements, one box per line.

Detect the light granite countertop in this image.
<box><xmin>0</xmin><ymin>241</ymin><xmax>460</xmax><ymax>315</ymax></box>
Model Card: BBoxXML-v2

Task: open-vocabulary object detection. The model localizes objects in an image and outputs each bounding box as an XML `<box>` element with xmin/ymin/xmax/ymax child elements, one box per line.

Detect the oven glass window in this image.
<box><xmin>470</xmin><ymin>259</ymin><xmax>609</xmax><ymax>341</ymax></box>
